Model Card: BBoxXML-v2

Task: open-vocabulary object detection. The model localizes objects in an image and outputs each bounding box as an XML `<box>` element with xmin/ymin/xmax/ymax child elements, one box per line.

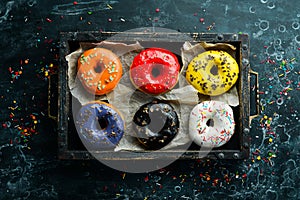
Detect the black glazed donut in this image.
<box><xmin>132</xmin><ymin>100</ymin><xmax>179</xmax><ymax>150</ymax></box>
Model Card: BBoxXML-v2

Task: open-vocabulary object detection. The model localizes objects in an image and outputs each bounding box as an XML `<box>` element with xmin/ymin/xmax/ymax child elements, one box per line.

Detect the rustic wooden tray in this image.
<box><xmin>49</xmin><ymin>31</ymin><xmax>259</xmax><ymax>160</ymax></box>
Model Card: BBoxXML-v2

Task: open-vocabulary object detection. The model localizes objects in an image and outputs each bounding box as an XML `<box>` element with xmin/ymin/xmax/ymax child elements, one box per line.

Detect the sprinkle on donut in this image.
<box><xmin>130</xmin><ymin>48</ymin><xmax>180</xmax><ymax>95</ymax></box>
<box><xmin>189</xmin><ymin>101</ymin><xmax>235</xmax><ymax>148</ymax></box>
<box><xmin>186</xmin><ymin>50</ymin><xmax>239</xmax><ymax>96</ymax></box>
<box><xmin>77</xmin><ymin>48</ymin><xmax>122</xmax><ymax>95</ymax></box>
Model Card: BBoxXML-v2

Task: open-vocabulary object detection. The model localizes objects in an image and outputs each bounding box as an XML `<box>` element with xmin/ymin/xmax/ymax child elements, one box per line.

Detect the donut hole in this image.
<box><xmin>210</xmin><ymin>65</ymin><xmax>219</xmax><ymax>76</ymax></box>
<box><xmin>151</xmin><ymin>64</ymin><xmax>162</xmax><ymax>78</ymax></box>
<box><xmin>148</xmin><ymin>110</ymin><xmax>166</xmax><ymax>133</ymax></box>
<box><xmin>206</xmin><ymin>119</ymin><xmax>214</xmax><ymax>127</ymax></box>
<box><xmin>94</xmin><ymin>63</ymin><xmax>105</xmax><ymax>73</ymax></box>
<box><xmin>96</xmin><ymin>117</ymin><xmax>109</xmax><ymax>130</ymax></box>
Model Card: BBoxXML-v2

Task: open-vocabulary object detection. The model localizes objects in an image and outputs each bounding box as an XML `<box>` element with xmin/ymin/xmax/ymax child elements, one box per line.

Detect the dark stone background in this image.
<box><xmin>0</xmin><ymin>0</ymin><xmax>299</xmax><ymax>199</ymax></box>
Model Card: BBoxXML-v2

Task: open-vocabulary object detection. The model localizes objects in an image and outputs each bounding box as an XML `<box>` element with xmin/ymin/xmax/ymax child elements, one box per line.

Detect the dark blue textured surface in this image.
<box><xmin>0</xmin><ymin>0</ymin><xmax>299</xmax><ymax>199</ymax></box>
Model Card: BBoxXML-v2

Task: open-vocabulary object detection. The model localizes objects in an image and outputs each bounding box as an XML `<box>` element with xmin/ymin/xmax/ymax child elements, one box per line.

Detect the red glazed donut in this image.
<box><xmin>130</xmin><ymin>48</ymin><xmax>180</xmax><ymax>95</ymax></box>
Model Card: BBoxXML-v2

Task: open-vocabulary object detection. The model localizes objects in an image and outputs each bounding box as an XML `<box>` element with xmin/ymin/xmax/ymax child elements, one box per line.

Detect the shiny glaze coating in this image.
<box><xmin>77</xmin><ymin>48</ymin><xmax>122</xmax><ymax>95</ymax></box>
<box><xmin>130</xmin><ymin>48</ymin><xmax>180</xmax><ymax>95</ymax></box>
<box><xmin>75</xmin><ymin>101</ymin><xmax>124</xmax><ymax>149</ymax></box>
<box><xmin>186</xmin><ymin>50</ymin><xmax>239</xmax><ymax>96</ymax></box>
<box><xmin>189</xmin><ymin>101</ymin><xmax>235</xmax><ymax>148</ymax></box>
<box><xmin>133</xmin><ymin>100</ymin><xmax>179</xmax><ymax>150</ymax></box>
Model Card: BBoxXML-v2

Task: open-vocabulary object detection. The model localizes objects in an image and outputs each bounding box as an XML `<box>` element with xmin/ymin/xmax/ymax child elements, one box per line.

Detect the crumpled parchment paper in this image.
<box><xmin>65</xmin><ymin>40</ymin><xmax>239</xmax><ymax>152</ymax></box>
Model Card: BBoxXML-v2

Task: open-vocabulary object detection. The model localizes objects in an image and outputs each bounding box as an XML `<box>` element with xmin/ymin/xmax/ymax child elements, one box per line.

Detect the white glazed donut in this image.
<box><xmin>189</xmin><ymin>101</ymin><xmax>235</xmax><ymax>148</ymax></box>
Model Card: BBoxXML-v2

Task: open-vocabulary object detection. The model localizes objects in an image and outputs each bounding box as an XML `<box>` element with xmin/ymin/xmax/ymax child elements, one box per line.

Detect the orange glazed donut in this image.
<box><xmin>77</xmin><ymin>48</ymin><xmax>122</xmax><ymax>95</ymax></box>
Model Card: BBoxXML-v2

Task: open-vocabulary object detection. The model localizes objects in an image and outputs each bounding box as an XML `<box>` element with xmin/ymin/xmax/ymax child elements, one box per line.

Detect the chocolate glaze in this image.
<box><xmin>133</xmin><ymin>100</ymin><xmax>179</xmax><ymax>150</ymax></box>
<box><xmin>75</xmin><ymin>102</ymin><xmax>124</xmax><ymax>149</ymax></box>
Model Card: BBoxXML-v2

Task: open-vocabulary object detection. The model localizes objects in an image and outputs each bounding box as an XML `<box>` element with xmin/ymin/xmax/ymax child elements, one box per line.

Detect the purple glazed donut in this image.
<box><xmin>75</xmin><ymin>101</ymin><xmax>124</xmax><ymax>149</ymax></box>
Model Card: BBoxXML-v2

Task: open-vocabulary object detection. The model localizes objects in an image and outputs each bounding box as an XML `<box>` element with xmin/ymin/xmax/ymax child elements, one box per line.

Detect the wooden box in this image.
<box><xmin>49</xmin><ymin>31</ymin><xmax>259</xmax><ymax>160</ymax></box>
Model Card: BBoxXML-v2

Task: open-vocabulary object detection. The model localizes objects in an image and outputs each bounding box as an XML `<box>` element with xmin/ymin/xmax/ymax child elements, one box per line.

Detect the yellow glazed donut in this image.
<box><xmin>186</xmin><ymin>50</ymin><xmax>239</xmax><ymax>96</ymax></box>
